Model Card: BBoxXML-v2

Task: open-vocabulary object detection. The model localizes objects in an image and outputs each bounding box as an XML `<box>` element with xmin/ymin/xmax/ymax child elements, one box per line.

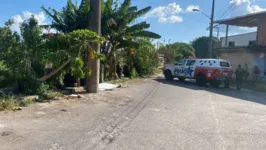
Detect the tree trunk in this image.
<box><xmin>107</xmin><ymin>52</ymin><xmax>117</xmax><ymax>80</ymax></box>
<box><xmin>39</xmin><ymin>57</ymin><xmax>73</xmax><ymax>81</ymax></box>
<box><xmin>76</xmin><ymin>79</ymin><xmax>81</xmax><ymax>87</ymax></box>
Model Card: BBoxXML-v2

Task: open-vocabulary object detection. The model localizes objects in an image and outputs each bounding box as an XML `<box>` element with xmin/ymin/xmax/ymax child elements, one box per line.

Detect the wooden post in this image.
<box><xmin>87</xmin><ymin>0</ymin><xmax>101</xmax><ymax>93</ymax></box>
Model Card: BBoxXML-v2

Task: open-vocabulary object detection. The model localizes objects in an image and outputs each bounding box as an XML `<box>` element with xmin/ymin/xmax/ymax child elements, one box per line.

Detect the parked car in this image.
<box><xmin>163</xmin><ymin>58</ymin><xmax>233</xmax><ymax>87</ymax></box>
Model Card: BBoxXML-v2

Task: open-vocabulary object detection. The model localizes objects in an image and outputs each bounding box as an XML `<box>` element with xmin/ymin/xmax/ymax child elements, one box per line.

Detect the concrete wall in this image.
<box><xmin>220</xmin><ymin>32</ymin><xmax>257</xmax><ymax>47</ymax></box>
<box><xmin>218</xmin><ymin>50</ymin><xmax>265</xmax><ymax>79</ymax></box>
<box><xmin>257</xmin><ymin>20</ymin><xmax>266</xmax><ymax>46</ymax></box>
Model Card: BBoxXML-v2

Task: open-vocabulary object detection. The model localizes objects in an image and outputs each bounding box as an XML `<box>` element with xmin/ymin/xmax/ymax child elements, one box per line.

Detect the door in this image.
<box><xmin>184</xmin><ymin>59</ymin><xmax>196</xmax><ymax>78</ymax></box>
<box><xmin>173</xmin><ymin>59</ymin><xmax>187</xmax><ymax>77</ymax></box>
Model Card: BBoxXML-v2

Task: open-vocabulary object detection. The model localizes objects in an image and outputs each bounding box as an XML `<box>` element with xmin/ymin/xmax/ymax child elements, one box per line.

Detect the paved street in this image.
<box><xmin>1</xmin><ymin>78</ymin><xmax>266</xmax><ymax>150</ymax></box>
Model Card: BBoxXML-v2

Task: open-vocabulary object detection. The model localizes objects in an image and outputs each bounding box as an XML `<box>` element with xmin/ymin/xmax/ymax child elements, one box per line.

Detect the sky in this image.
<box><xmin>0</xmin><ymin>0</ymin><xmax>266</xmax><ymax>43</ymax></box>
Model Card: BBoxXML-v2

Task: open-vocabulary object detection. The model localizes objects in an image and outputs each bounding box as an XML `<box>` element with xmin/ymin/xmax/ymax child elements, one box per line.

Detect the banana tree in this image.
<box><xmin>101</xmin><ymin>0</ymin><xmax>161</xmax><ymax>79</ymax></box>
<box><xmin>42</xmin><ymin>0</ymin><xmax>161</xmax><ymax>79</ymax></box>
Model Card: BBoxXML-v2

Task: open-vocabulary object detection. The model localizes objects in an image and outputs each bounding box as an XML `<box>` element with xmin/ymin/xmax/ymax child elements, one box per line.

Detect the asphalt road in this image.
<box><xmin>1</xmin><ymin>78</ymin><xmax>266</xmax><ymax>150</ymax></box>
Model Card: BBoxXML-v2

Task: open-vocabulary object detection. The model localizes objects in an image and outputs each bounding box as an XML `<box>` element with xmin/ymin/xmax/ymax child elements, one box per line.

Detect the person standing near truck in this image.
<box><xmin>235</xmin><ymin>65</ymin><xmax>245</xmax><ymax>90</ymax></box>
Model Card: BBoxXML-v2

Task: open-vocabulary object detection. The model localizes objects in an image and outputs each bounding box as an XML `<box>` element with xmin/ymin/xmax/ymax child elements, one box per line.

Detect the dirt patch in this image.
<box><xmin>1</xmin><ymin>131</ymin><xmax>13</xmax><ymax>136</ymax></box>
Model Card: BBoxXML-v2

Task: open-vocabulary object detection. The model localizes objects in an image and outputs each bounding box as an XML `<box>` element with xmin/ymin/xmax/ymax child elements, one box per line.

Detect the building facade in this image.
<box><xmin>220</xmin><ymin>32</ymin><xmax>257</xmax><ymax>47</ymax></box>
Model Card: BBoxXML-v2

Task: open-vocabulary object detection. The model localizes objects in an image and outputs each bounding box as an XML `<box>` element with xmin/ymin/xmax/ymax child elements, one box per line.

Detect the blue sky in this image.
<box><xmin>0</xmin><ymin>0</ymin><xmax>266</xmax><ymax>43</ymax></box>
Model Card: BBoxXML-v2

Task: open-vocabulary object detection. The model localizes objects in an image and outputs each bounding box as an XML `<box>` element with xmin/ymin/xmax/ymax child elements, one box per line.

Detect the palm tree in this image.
<box><xmin>102</xmin><ymin>0</ymin><xmax>161</xmax><ymax>78</ymax></box>
<box><xmin>41</xmin><ymin>0</ymin><xmax>91</xmax><ymax>33</ymax></box>
<box><xmin>42</xmin><ymin>0</ymin><xmax>161</xmax><ymax>79</ymax></box>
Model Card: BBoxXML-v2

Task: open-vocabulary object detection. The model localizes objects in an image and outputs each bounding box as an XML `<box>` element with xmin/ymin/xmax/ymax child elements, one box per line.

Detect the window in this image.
<box><xmin>249</xmin><ymin>40</ymin><xmax>256</xmax><ymax>46</ymax></box>
<box><xmin>186</xmin><ymin>60</ymin><xmax>196</xmax><ymax>66</ymax></box>
<box><xmin>175</xmin><ymin>59</ymin><xmax>186</xmax><ymax>66</ymax></box>
<box><xmin>229</xmin><ymin>41</ymin><xmax>235</xmax><ymax>47</ymax></box>
<box><xmin>220</xmin><ymin>61</ymin><xmax>230</xmax><ymax>67</ymax></box>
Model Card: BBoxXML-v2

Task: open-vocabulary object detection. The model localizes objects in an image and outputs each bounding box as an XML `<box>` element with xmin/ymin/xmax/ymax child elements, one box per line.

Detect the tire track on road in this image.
<box><xmin>87</xmin><ymin>81</ymin><xmax>161</xmax><ymax>150</ymax></box>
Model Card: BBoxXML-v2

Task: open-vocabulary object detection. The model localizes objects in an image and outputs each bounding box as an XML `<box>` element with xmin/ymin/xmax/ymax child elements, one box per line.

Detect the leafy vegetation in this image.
<box><xmin>191</xmin><ymin>36</ymin><xmax>219</xmax><ymax>58</ymax></box>
<box><xmin>120</xmin><ymin>38</ymin><xmax>159</xmax><ymax>77</ymax></box>
<box><xmin>0</xmin><ymin>16</ymin><xmax>104</xmax><ymax>96</ymax></box>
<box><xmin>158</xmin><ymin>42</ymin><xmax>195</xmax><ymax>63</ymax></box>
<box><xmin>0</xmin><ymin>0</ymin><xmax>161</xmax><ymax>108</ymax></box>
<box><xmin>0</xmin><ymin>96</ymin><xmax>19</xmax><ymax>111</ymax></box>
<box><xmin>43</xmin><ymin>0</ymin><xmax>161</xmax><ymax>79</ymax></box>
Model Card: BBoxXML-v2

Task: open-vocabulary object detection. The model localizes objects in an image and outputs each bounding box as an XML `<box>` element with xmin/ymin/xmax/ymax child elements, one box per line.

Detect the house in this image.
<box><xmin>220</xmin><ymin>32</ymin><xmax>257</xmax><ymax>47</ymax></box>
<box><xmin>214</xmin><ymin>11</ymin><xmax>266</xmax><ymax>79</ymax></box>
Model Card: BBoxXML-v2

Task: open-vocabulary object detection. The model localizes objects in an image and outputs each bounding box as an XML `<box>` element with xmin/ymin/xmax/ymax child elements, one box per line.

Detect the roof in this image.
<box><xmin>214</xmin><ymin>11</ymin><xmax>266</xmax><ymax>27</ymax></box>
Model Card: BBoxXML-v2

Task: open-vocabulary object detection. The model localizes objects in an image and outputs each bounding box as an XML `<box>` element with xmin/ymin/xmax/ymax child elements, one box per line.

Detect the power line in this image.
<box><xmin>180</xmin><ymin>13</ymin><xmax>209</xmax><ymax>25</ymax></box>
<box><xmin>221</xmin><ymin>2</ymin><xmax>237</xmax><ymax>19</ymax></box>
<box><xmin>219</xmin><ymin>2</ymin><xmax>235</xmax><ymax>19</ymax></box>
<box><xmin>217</xmin><ymin>0</ymin><xmax>231</xmax><ymax>18</ymax></box>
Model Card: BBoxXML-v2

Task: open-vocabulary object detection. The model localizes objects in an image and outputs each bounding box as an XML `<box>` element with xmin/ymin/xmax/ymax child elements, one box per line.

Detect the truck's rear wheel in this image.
<box><xmin>196</xmin><ymin>73</ymin><xmax>206</xmax><ymax>86</ymax></box>
<box><xmin>164</xmin><ymin>70</ymin><xmax>174</xmax><ymax>81</ymax></box>
<box><xmin>178</xmin><ymin>77</ymin><xmax>185</xmax><ymax>82</ymax></box>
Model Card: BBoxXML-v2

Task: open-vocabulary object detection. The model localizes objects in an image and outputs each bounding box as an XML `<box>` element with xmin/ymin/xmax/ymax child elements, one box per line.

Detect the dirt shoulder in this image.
<box><xmin>0</xmin><ymin>78</ymin><xmax>157</xmax><ymax>150</ymax></box>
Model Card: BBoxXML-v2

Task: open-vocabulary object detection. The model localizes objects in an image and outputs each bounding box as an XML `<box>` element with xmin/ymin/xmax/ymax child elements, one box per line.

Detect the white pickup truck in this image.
<box><xmin>163</xmin><ymin>58</ymin><xmax>233</xmax><ymax>87</ymax></box>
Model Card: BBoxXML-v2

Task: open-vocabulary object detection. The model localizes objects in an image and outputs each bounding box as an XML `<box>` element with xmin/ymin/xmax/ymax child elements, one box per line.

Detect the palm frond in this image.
<box><xmin>118</xmin><ymin>0</ymin><xmax>131</xmax><ymax>15</ymax></box>
<box><xmin>131</xmin><ymin>31</ymin><xmax>161</xmax><ymax>39</ymax></box>
<box><xmin>128</xmin><ymin>6</ymin><xmax>138</xmax><ymax>12</ymax></box>
<box><xmin>126</xmin><ymin>22</ymin><xmax>150</xmax><ymax>33</ymax></box>
<box><xmin>41</xmin><ymin>6</ymin><xmax>61</xmax><ymax>23</ymax></box>
<box><xmin>135</xmin><ymin>6</ymin><xmax>151</xmax><ymax>17</ymax></box>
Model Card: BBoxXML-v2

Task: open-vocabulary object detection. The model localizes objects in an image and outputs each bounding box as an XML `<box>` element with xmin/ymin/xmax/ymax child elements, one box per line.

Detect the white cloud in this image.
<box><xmin>230</xmin><ymin>0</ymin><xmax>250</xmax><ymax>6</ymax></box>
<box><xmin>10</xmin><ymin>15</ymin><xmax>23</xmax><ymax>34</ymax></box>
<box><xmin>143</xmin><ymin>2</ymin><xmax>183</xmax><ymax>23</ymax></box>
<box><xmin>10</xmin><ymin>11</ymin><xmax>47</xmax><ymax>34</ymax></box>
<box><xmin>144</xmin><ymin>2</ymin><xmax>182</xmax><ymax>19</ymax></box>
<box><xmin>158</xmin><ymin>15</ymin><xmax>183</xmax><ymax>23</ymax></box>
<box><xmin>186</xmin><ymin>5</ymin><xmax>200</xmax><ymax>12</ymax></box>
<box><xmin>23</xmin><ymin>11</ymin><xmax>46</xmax><ymax>25</ymax></box>
<box><xmin>247</xmin><ymin>5</ymin><xmax>266</xmax><ymax>13</ymax></box>
<box><xmin>229</xmin><ymin>0</ymin><xmax>266</xmax><ymax>16</ymax></box>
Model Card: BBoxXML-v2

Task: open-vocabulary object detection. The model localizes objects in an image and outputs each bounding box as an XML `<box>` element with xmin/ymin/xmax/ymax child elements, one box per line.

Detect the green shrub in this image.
<box><xmin>18</xmin><ymin>76</ymin><xmax>50</xmax><ymax>96</ymax></box>
<box><xmin>131</xmin><ymin>68</ymin><xmax>138</xmax><ymax>78</ymax></box>
<box><xmin>0</xmin><ymin>96</ymin><xmax>19</xmax><ymax>111</ymax></box>
<box><xmin>121</xmin><ymin>38</ymin><xmax>160</xmax><ymax>77</ymax></box>
<box><xmin>19</xmin><ymin>98</ymin><xmax>34</xmax><ymax>107</ymax></box>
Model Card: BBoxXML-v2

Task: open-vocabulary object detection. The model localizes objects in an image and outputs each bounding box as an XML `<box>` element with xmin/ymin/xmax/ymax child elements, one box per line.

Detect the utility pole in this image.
<box><xmin>87</xmin><ymin>0</ymin><xmax>101</xmax><ymax>93</ymax></box>
<box><xmin>209</xmin><ymin>0</ymin><xmax>215</xmax><ymax>58</ymax></box>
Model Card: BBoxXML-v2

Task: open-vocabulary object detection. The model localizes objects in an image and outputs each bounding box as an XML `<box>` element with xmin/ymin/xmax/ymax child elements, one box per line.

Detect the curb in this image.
<box><xmin>229</xmin><ymin>85</ymin><xmax>266</xmax><ymax>93</ymax></box>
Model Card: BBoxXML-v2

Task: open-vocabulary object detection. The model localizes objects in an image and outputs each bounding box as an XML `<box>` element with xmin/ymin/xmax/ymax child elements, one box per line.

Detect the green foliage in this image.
<box><xmin>130</xmin><ymin>68</ymin><xmax>138</xmax><ymax>78</ymax></box>
<box><xmin>0</xmin><ymin>96</ymin><xmax>19</xmax><ymax>111</ymax></box>
<box><xmin>42</xmin><ymin>0</ymin><xmax>161</xmax><ymax>79</ymax></box>
<box><xmin>19</xmin><ymin>98</ymin><xmax>34</xmax><ymax>107</ymax></box>
<box><xmin>191</xmin><ymin>36</ymin><xmax>219</xmax><ymax>58</ymax></box>
<box><xmin>18</xmin><ymin>75</ymin><xmax>50</xmax><ymax>96</ymax></box>
<box><xmin>121</xmin><ymin>38</ymin><xmax>159</xmax><ymax>77</ymax></box>
<box><xmin>158</xmin><ymin>42</ymin><xmax>195</xmax><ymax>63</ymax></box>
<box><xmin>42</xmin><ymin>0</ymin><xmax>91</xmax><ymax>33</ymax></box>
<box><xmin>0</xmin><ymin>17</ymin><xmax>44</xmax><ymax>90</ymax></box>
<box><xmin>71</xmin><ymin>58</ymin><xmax>85</xmax><ymax>79</ymax></box>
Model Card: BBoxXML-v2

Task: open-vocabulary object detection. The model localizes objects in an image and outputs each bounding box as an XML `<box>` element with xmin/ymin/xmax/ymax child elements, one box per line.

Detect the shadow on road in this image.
<box><xmin>154</xmin><ymin>78</ymin><xmax>266</xmax><ymax>105</ymax></box>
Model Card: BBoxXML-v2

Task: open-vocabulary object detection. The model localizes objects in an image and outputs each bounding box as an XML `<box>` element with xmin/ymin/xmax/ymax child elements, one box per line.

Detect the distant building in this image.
<box><xmin>220</xmin><ymin>32</ymin><xmax>257</xmax><ymax>47</ymax></box>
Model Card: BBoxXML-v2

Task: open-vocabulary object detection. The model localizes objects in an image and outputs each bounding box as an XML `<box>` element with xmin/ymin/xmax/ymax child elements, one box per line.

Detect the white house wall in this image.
<box><xmin>220</xmin><ymin>32</ymin><xmax>257</xmax><ymax>47</ymax></box>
